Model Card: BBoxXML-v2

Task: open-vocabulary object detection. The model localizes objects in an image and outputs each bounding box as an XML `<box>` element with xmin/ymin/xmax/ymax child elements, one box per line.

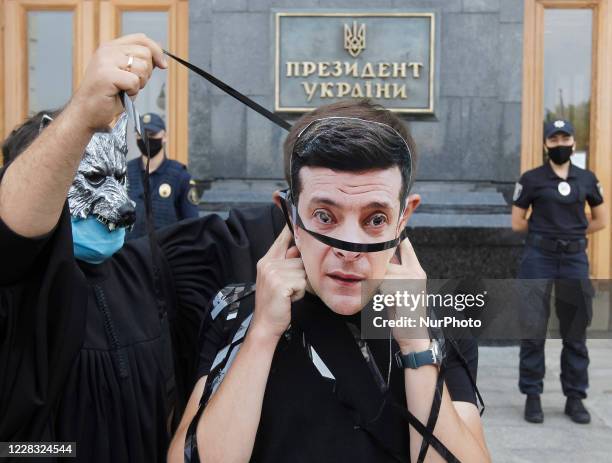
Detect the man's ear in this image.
<box><xmin>399</xmin><ymin>193</ymin><xmax>421</xmax><ymax>229</ymax></box>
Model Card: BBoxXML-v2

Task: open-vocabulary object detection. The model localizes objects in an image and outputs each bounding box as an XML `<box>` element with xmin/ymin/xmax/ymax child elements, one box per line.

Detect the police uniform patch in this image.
<box><xmin>159</xmin><ymin>183</ymin><xmax>172</xmax><ymax>198</ymax></box>
<box><xmin>597</xmin><ymin>182</ymin><xmax>603</xmax><ymax>197</ymax></box>
<box><xmin>558</xmin><ymin>181</ymin><xmax>571</xmax><ymax>196</ymax></box>
<box><xmin>188</xmin><ymin>186</ymin><xmax>199</xmax><ymax>205</ymax></box>
<box><xmin>513</xmin><ymin>182</ymin><xmax>523</xmax><ymax>201</ymax></box>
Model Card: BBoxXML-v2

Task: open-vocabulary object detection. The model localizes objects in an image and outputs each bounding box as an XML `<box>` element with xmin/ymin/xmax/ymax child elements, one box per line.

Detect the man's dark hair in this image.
<box><xmin>283</xmin><ymin>99</ymin><xmax>417</xmax><ymax>207</ymax></box>
<box><xmin>2</xmin><ymin>109</ymin><xmax>60</xmax><ymax>165</ymax></box>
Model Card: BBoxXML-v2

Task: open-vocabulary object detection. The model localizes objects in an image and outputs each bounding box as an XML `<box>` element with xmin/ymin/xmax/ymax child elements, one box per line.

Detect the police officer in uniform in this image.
<box><xmin>512</xmin><ymin>119</ymin><xmax>607</xmax><ymax>425</ymax></box>
<box><xmin>126</xmin><ymin>112</ymin><xmax>200</xmax><ymax>239</ymax></box>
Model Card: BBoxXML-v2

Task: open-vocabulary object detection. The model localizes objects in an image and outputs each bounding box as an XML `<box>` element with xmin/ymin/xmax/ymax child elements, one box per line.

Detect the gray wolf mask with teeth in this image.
<box><xmin>63</xmin><ymin>113</ymin><xmax>136</xmax><ymax>231</ymax></box>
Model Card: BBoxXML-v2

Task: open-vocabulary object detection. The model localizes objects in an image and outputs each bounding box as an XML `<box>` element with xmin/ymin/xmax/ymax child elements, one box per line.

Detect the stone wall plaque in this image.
<box><xmin>274</xmin><ymin>11</ymin><xmax>436</xmax><ymax>114</ymax></box>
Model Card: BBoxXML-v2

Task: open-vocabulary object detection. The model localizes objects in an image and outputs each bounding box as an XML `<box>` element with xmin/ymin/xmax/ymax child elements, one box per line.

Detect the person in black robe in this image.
<box><xmin>0</xmin><ymin>200</ymin><xmax>283</xmax><ymax>461</ymax></box>
<box><xmin>0</xmin><ymin>34</ymin><xmax>284</xmax><ymax>462</ymax></box>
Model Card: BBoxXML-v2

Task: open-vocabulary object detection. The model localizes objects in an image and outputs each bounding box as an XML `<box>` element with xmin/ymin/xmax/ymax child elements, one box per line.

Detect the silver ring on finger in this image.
<box><xmin>126</xmin><ymin>55</ymin><xmax>134</xmax><ymax>72</ymax></box>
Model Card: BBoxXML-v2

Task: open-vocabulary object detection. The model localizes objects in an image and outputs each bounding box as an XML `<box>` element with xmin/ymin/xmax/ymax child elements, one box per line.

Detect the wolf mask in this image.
<box><xmin>66</xmin><ymin>113</ymin><xmax>136</xmax><ymax>231</ymax></box>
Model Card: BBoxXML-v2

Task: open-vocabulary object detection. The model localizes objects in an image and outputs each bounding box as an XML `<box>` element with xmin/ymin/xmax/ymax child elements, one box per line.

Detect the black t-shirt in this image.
<box><xmin>196</xmin><ymin>291</ymin><xmax>479</xmax><ymax>463</ymax></box>
<box><xmin>513</xmin><ymin>162</ymin><xmax>604</xmax><ymax>239</ymax></box>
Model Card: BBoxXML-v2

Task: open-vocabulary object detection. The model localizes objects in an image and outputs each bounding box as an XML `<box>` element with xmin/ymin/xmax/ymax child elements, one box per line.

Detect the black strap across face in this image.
<box><xmin>278</xmin><ymin>189</ymin><xmax>408</xmax><ymax>253</ymax></box>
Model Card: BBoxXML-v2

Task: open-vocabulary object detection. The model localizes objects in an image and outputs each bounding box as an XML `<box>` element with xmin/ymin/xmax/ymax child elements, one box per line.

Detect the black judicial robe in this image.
<box><xmin>0</xmin><ymin>192</ymin><xmax>285</xmax><ymax>462</ymax></box>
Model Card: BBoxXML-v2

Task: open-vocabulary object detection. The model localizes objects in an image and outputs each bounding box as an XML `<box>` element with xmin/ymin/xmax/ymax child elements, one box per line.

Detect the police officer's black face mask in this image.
<box><xmin>137</xmin><ymin>137</ymin><xmax>163</xmax><ymax>158</ymax></box>
<box><xmin>547</xmin><ymin>145</ymin><xmax>573</xmax><ymax>165</ymax></box>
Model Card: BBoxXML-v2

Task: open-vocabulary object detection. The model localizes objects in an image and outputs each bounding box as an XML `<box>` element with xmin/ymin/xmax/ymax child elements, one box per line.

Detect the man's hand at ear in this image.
<box><xmin>253</xmin><ymin>225</ymin><xmax>306</xmax><ymax>338</ymax></box>
<box><xmin>252</xmin><ymin>225</ymin><xmax>307</xmax><ymax>340</ymax></box>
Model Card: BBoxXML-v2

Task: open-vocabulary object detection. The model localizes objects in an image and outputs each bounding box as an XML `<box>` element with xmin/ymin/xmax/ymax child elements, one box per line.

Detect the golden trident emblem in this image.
<box><xmin>344</xmin><ymin>21</ymin><xmax>366</xmax><ymax>58</ymax></box>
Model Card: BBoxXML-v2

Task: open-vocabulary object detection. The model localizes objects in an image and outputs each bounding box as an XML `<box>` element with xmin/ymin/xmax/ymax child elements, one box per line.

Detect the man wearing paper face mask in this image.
<box><xmin>170</xmin><ymin>102</ymin><xmax>490</xmax><ymax>463</ymax></box>
<box><xmin>512</xmin><ymin>119</ymin><xmax>607</xmax><ymax>425</ymax></box>
<box><xmin>126</xmin><ymin>112</ymin><xmax>199</xmax><ymax>240</ymax></box>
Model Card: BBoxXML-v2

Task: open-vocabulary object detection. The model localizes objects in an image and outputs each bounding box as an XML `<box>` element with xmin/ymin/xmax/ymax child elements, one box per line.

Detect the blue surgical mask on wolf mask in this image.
<box><xmin>63</xmin><ymin>112</ymin><xmax>134</xmax><ymax>265</ymax></box>
<box><xmin>71</xmin><ymin>216</ymin><xmax>125</xmax><ymax>264</ymax></box>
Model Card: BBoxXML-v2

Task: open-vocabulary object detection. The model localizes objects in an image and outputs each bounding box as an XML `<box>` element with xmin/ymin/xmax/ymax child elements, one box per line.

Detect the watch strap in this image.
<box><xmin>395</xmin><ymin>346</ymin><xmax>438</xmax><ymax>369</ymax></box>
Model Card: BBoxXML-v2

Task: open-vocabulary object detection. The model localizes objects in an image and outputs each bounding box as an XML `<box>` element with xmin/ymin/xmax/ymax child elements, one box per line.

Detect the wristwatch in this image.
<box><xmin>395</xmin><ymin>340</ymin><xmax>443</xmax><ymax>369</ymax></box>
